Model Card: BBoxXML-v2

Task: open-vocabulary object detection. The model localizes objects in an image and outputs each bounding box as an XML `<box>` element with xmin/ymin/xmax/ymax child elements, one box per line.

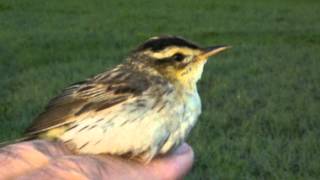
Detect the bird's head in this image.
<box><xmin>129</xmin><ymin>36</ymin><xmax>229</xmax><ymax>90</ymax></box>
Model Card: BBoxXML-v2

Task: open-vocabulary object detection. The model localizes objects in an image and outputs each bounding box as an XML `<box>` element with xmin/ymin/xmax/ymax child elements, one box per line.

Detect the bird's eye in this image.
<box><xmin>172</xmin><ymin>53</ymin><xmax>185</xmax><ymax>62</ymax></box>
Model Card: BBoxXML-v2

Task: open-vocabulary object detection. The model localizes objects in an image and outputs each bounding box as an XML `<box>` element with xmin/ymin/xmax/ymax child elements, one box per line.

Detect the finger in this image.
<box><xmin>0</xmin><ymin>140</ymin><xmax>71</xmax><ymax>179</ymax></box>
<box><xmin>147</xmin><ymin>143</ymin><xmax>194</xmax><ymax>179</ymax></box>
<box><xmin>17</xmin><ymin>155</ymin><xmax>152</xmax><ymax>180</ymax></box>
<box><xmin>18</xmin><ymin>143</ymin><xmax>194</xmax><ymax>180</ymax></box>
<box><xmin>17</xmin><ymin>155</ymin><xmax>122</xmax><ymax>180</ymax></box>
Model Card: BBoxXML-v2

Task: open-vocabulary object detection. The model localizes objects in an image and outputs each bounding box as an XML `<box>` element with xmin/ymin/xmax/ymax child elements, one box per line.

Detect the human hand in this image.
<box><xmin>0</xmin><ymin>140</ymin><xmax>193</xmax><ymax>179</ymax></box>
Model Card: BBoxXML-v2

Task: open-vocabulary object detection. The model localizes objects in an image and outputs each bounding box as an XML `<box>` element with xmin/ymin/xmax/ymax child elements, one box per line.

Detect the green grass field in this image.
<box><xmin>0</xmin><ymin>0</ymin><xmax>319</xmax><ymax>179</ymax></box>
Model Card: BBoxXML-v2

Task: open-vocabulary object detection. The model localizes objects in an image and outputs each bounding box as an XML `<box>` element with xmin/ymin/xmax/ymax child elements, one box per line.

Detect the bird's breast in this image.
<box><xmin>181</xmin><ymin>90</ymin><xmax>201</xmax><ymax>131</ymax></box>
<box><xmin>159</xmin><ymin>89</ymin><xmax>201</xmax><ymax>154</ymax></box>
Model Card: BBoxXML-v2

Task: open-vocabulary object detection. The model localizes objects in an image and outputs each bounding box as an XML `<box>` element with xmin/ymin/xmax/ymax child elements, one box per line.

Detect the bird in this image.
<box><xmin>22</xmin><ymin>36</ymin><xmax>229</xmax><ymax>163</ymax></box>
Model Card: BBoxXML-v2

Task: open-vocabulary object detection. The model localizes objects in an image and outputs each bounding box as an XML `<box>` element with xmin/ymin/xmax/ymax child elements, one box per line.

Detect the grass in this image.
<box><xmin>0</xmin><ymin>0</ymin><xmax>319</xmax><ymax>179</ymax></box>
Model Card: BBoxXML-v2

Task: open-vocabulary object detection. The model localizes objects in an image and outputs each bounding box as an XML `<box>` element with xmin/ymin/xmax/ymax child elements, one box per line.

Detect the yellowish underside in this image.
<box><xmin>38</xmin><ymin>126</ymin><xmax>67</xmax><ymax>140</ymax></box>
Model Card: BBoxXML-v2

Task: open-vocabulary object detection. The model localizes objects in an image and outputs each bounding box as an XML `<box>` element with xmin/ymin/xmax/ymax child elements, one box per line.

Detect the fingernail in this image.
<box><xmin>174</xmin><ymin>143</ymin><xmax>190</xmax><ymax>155</ymax></box>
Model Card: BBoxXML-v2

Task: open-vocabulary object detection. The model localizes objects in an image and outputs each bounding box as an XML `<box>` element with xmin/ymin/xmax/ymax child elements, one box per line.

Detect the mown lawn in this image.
<box><xmin>0</xmin><ymin>0</ymin><xmax>319</xmax><ymax>179</ymax></box>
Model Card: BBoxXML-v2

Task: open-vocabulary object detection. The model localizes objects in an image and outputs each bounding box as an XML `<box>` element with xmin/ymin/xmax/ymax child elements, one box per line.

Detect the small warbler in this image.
<box><xmin>24</xmin><ymin>36</ymin><xmax>229</xmax><ymax>163</ymax></box>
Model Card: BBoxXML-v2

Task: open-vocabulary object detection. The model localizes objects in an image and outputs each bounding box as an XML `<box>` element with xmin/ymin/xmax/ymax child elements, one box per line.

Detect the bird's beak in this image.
<box><xmin>198</xmin><ymin>45</ymin><xmax>231</xmax><ymax>60</ymax></box>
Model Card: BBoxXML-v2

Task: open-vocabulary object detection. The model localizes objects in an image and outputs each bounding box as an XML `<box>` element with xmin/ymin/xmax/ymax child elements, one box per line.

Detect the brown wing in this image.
<box><xmin>26</xmin><ymin>65</ymin><xmax>151</xmax><ymax>135</ymax></box>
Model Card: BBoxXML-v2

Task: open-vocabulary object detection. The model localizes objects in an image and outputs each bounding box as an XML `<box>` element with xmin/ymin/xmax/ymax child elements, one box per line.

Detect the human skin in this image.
<box><xmin>0</xmin><ymin>140</ymin><xmax>194</xmax><ymax>179</ymax></box>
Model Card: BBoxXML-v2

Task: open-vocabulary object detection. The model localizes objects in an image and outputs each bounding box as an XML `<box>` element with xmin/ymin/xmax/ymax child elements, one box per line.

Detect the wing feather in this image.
<box><xmin>26</xmin><ymin>66</ymin><xmax>153</xmax><ymax>135</ymax></box>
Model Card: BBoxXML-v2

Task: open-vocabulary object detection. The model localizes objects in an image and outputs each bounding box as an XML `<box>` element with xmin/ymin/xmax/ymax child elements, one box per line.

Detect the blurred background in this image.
<box><xmin>0</xmin><ymin>0</ymin><xmax>319</xmax><ymax>179</ymax></box>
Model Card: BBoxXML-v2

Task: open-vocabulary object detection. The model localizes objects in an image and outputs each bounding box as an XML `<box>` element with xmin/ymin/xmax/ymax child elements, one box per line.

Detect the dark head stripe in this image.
<box><xmin>135</xmin><ymin>36</ymin><xmax>200</xmax><ymax>52</ymax></box>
